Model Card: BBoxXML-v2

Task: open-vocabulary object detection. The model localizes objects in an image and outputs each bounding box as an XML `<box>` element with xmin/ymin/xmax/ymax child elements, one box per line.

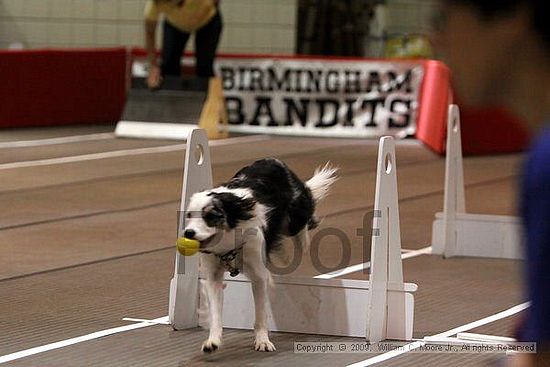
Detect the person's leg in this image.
<box><xmin>161</xmin><ymin>20</ymin><xmax>190</xmax><ymax>76</ymax></box>
<box><xmin>194</xmin><ymin>11</ymin><xmax>223</xmax><ymax>77</ymax></box>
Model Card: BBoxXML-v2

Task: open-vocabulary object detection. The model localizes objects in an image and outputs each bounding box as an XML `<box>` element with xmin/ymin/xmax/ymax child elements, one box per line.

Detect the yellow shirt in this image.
<box><xmin>144</xmin><ymin>0</ymin><xmax>217</xmax><ymax>33</ymax></box>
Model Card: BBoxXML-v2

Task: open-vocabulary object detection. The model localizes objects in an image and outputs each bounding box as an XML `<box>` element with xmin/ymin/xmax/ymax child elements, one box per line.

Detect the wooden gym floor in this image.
<box><xmin>0</xmin><ymin>125</ymin><xmax>526</xmax><ymax>366</ymax></box>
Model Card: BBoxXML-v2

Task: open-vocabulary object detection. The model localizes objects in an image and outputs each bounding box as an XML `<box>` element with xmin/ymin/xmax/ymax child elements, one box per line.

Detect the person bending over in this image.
<box><xmin>144</xmin><ymin>0</ymin><xmax>222</xmax><ymax>88</ymax></box>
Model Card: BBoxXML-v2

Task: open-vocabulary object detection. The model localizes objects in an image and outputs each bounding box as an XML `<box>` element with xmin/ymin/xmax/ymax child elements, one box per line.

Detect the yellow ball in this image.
<box><xmin>176</xmin><ymin>237</ymin><xmax>200</xmax><ymax>256</ymax></box>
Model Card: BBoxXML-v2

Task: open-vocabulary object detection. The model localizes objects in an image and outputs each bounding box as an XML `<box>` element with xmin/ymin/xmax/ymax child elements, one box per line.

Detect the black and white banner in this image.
<box><xmin>216</xmin><ymin>58</ymin><xmax>424</xmax><ymax>138</ymax></box>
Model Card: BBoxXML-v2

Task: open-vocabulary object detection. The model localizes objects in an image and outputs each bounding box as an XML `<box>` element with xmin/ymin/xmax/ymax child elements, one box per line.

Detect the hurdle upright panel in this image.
<box><xmin>367</xmin><ymin>137</ymin><xmax>416</xmax><ymax>341</ymax></box>
<box><xmin>431</xmin><ymin>105</ymin><xmax>523</xmax><ymax>259</ymax></box>
<box><xmin>169</xmin><ymin>129</ymin><xmax>213</xmax><ymax>329</ymax></box>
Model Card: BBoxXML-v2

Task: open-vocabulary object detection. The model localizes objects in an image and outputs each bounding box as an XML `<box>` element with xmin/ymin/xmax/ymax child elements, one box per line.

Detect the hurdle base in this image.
<box><xmin>386</xmin><ymin>290</ymin><xmax>415</xmax><ymax>340</ymax></box>
<box><xmin>198</xmin><ymin>274</ymin><xmax>417</xmax><ymax>341</ymax></box>
<box><xmin>169</xmin><ymin>273</ymin><xmax>199</xmax><ymax>330</ymax></box>
<box><xmin>115</xmin><ymin>121</ymin><xmax>197</xmax><ymax>140</ymax></box>
<box><xmin>432</xmin><ymin>212</ymin><xmax>522</xmax><ymax>259</ymax></box>
<box><xmin>116</xmin><ymin>77</ymin><xmax>227</xmax><ymax>141</ymax></box>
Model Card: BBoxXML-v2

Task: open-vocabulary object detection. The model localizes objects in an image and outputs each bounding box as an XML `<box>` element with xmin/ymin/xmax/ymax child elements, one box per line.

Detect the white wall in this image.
<box><xmin>221</xmin><ymin>0</ymin><xmax>296</xmax><ymax>54</ymax></box>
<box><xmin>0</xmin><ymin>0</ymin><xmax>437</xmax><ymax>54</ymax></box>
<box><xmin>385</xmin><ymin>0</ymin><xmax>438</xmax><ymax>35</ymax></box>
<box><xmin>0</xmin><ymin>0</ymin><xmax>297</xmax><ymax>54</ymax></box>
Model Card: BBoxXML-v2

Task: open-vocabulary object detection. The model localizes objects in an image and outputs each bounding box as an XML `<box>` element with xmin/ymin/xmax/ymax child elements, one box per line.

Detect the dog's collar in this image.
<box><xmin>219</xmin><ymin>249</ymin><xmax>241</xmax><ymax>277</ymax></box>
<box><xmin>200</xmin><ymin>248</ymin><xmax>241</xmax><ymax>277</ymax></box>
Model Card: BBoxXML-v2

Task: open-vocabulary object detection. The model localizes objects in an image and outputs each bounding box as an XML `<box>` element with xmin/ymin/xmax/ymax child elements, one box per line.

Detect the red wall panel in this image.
<box><xmin>0</xmin><ymin>48</ymin><xmax>127</xmax><ymax>128</ymax></box>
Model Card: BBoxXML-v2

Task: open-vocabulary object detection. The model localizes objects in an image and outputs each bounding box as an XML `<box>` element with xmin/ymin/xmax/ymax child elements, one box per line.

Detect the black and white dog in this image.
<box><xmin>183</xmin><ymin>158</ymin><xmax>337</xmax><ymax>353</ymax></box>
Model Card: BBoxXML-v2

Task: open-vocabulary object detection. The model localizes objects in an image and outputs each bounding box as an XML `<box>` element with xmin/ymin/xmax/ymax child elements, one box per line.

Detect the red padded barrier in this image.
<box><xmin>458</xmin><ymin>104</ymin><xmax>530</xmax><ymax>155</ymax></box>
<box><xmin>0</xmin><ymin>48</ymin><xmax>127</xmax><ymax>128</ymax></box>
<box><xmin>413</xmin><ymin>60</ymin><xmax>530</xmax><ymax>155</ymax></box>
<box><xmin>415</xmin><ymin>60</ymin><xmax>452</xmax><ymax>154</ymax></box>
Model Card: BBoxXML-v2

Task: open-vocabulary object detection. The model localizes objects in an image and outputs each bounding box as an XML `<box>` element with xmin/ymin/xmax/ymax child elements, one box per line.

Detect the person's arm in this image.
<box><xmin>144</xmin><ymin>0</ymin><xmax>162</xmax><ymax>89</ymax></box>
<box><xmin>144</xmin><ymin>19</ymin><xmax>162</xmax><ymax>89</ymax></box>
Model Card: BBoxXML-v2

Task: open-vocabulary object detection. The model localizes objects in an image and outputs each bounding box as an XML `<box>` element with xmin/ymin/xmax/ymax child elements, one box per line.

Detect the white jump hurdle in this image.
<box><xmin>431</xmin><ymin>105</ymin><xmax>523</xmax><ymax>259</ymax></box>
<box><xmin>168</xmin><ymin>129</ymin><xmax>417</xmax><ymax>341</ymax></box>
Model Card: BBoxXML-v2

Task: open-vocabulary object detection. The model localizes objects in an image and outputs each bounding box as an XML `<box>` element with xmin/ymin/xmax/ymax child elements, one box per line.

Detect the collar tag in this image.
<box><xmin>220</xmin><ymin>249</ymin><xmax>240</xmax><ymax>277</ymax></box>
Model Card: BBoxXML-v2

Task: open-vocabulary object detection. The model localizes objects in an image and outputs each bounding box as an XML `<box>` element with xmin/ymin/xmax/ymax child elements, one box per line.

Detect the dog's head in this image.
<box><xmin>183</xmin><ymin>190</ymin><xmax>257</xmax><ymax>252</ymax></box>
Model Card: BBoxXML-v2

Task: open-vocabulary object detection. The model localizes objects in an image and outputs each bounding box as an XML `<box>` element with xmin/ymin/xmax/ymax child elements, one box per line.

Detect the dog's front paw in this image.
<box><xmin>201</xmin><ymin>338</ymin><xmax>221</xmax><ymax>353</ymax></box>
<box><xmin>254</xmin><ymin>338</ymin><xmax>276</xmax><ymax>352</ymax></box>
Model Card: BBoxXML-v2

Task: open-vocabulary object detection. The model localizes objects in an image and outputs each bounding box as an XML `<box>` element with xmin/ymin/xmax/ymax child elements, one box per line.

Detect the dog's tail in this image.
<box><xmin>306</xmin><ymin>162</ymin><xmax>338</xmax><ymax>202</ymax></box>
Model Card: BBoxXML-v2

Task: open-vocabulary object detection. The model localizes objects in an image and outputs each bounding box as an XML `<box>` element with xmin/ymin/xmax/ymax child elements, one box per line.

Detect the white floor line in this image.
<box><xmin>0</xmin><ymin>316</ymin><xmax>168</xmax><ymax>364</ymax></box>
<box><xmin>346</xmin><ymin>302</ymin><xmax>530</xmax><ymax>367</ymax></box>
<box><xmin>456</xmin><ymin>332</ymin><xmax>516</xmax><ymax>343</ymax></box>
<box><xmin>314</xmin><ymin>246</ymin><xmax>432</xmax><ymax>279</ymax></box>
<box><xmin>432</xmin><ymin>302</ymin><xmax>530</xmax><ymax>339</ymax></box>
<box><xmin>0</xmin><ymin>244</ymin><xmax>430</xmax><ymax>363</ymax></box>
<box><xmin>121</xmin><ymin>317</ymin><xmax>170</xmax><ymax>325</ymax></box>
<box><xmin>0</xmin><ymin>133</ymin><xmax>115</xmax><ymax>149</ymax></box>
<box><xmin>422</xmin><ymin>333</ymin><xmax>516</xmax><ymax>345</ymax></box>
<box><xmin>0</xmin><ymin>135</ymin><xmax>269</xmax><ymax>171</ymax></box>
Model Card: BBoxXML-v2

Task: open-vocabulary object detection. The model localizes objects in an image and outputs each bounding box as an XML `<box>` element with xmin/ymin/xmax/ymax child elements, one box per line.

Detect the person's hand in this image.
<box><xmin>147</xmin><ymin>65</ymin><xmax>162</xmax><ymax>89</ymax></box>
<box><xmin>504</xmin><ymin>353</ymin><xmax>533</xmax><ymax>367</ymax></box>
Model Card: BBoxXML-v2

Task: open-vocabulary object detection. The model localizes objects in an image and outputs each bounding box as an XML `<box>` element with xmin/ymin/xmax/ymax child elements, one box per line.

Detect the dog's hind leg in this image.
<box><xmin>293</xmin><ymin>226</ymin><xmax>311</xmax><ymax>254</ymax></box>
<box><xmin>201</xmin><ymin>254</ymin><xmax>225</xmax><ymax>353</ymax></box>
<box><xmin>243</xmin><ymin>242</ymin><xmax>276</xmax><ymax>352</ymax></box>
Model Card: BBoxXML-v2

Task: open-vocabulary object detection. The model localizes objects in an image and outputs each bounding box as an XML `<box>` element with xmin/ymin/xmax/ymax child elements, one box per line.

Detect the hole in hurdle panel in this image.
<box><xmin>385</xmin><ymin>153</ymin><xmax>392</xmax><ymax>174</ymax></box>
<box><xmin>195</xmin><ymin>144</ymin><xmax>204</xmax><ymax>165</ymax></box>
<box><xmin>452</xmin><ymin>115</ymin><xmax>459</xmax><ymax>133</ymax></box>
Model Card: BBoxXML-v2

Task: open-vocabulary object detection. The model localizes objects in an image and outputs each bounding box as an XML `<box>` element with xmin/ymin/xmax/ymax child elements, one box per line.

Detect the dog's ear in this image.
<box><xmin>213</xmin><ymin>192</ymin><xmax>255</xmax><ymax>229</ymax></box>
